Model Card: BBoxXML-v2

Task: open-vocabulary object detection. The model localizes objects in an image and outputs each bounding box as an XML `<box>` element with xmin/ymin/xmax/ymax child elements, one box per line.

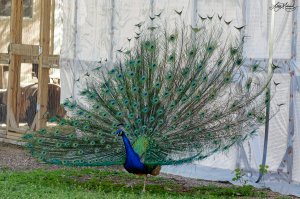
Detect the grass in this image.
<box><xmin>0</xmin><ymin>168</ymin><xmax>285</xmax><ymax>199</ymax></box>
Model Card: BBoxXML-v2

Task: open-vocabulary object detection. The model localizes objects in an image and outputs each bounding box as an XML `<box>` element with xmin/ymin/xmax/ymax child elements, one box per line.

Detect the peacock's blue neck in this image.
<box><xmin>121</xmin><ymin>133</ymin><xmax>148</xmax><ymax>174</ymax></box>
<box><xmin>121</xmin><ymin>134</ymin><xmax>135</xmax><ymax>154</ymax></box>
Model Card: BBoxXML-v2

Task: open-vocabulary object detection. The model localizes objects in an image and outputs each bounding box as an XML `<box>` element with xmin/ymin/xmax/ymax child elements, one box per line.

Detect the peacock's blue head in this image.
<box><xmin>114</xmin><ymin>124</ymin><xmax>125</xmax><ymax>136</ymax></box>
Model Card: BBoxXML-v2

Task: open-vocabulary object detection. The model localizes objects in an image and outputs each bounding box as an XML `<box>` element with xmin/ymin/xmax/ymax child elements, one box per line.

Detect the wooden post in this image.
<box><xmin>36</xmin><ymin>0</ymin><xmax>51</xmax><ymax>129</ymax></box>
<box><xmin>6</xmin><ymin>0</ymin><xmax>23</xmax><ymax>130</ymax></box>
<box><xmin>0</xmin><ymin>66</ymin><xmax>3</xmax><ymax>89</ymax></box>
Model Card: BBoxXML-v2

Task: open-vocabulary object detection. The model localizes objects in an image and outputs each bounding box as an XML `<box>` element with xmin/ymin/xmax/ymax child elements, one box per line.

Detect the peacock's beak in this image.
<box><xmin>114</xmin><ymin>129</ymin><xmax>123</xmax><ymax>135</ymax></box>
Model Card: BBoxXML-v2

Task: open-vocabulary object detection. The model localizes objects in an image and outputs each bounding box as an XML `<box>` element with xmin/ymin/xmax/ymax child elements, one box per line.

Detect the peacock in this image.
<box><xmin>23</xmin><ymin>11</ymin><xmax>274</xmax><ymax>192</ymax></box>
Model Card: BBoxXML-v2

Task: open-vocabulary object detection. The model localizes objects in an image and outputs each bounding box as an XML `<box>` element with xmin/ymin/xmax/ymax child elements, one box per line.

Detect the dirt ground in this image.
<box><xmin>0</xmin><ymin>142</ymin><xmax>298</xmax><ymax>198</ymax></box>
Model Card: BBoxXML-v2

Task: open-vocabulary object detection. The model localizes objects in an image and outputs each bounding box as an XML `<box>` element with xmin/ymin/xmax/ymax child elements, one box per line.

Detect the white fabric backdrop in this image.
<box><xmin>58</xmin><ymin>0</ymin><xmax>300</xmax><ymax>196</ymax></box>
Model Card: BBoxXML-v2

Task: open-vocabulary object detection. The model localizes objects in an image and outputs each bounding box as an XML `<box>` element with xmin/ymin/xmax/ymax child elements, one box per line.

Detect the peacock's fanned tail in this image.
<box><xmin>24</xmin><ymin>13</ymin><xmax>274</xmax><ymax>167</ymax></box>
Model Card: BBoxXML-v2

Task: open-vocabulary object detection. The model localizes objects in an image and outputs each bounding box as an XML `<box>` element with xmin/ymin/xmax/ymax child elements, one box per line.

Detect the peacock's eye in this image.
<box><xmin>110</xmin><ymin>69</ymin><xmax>116</xmax><ymax>74</ymax></box>
<box><xmin>143</xmin><ymin>92</ymin><xmax>148</xmax><ymax>97</ymax></box>
<box><xmin>168</xmin><ymin>54</ymin><xmax>175</xmax><ymax>62</ymax></box>
<box><xmin>128</xmin><ymin>113</ymin><xmax>135</xmax><ymax>119</ymax></box>
<box><xmin>110</xmin><ymin>100</ymin><xmax>116</xmax><ymax>106</ymax></box>
<box><xmin>197</xmin><ymin>64</ymin><xmax>203</xmax><ymax>70</ymax></box>
<box><xmin>116</xmin><ymin>112</ymin><xmax>123</xmax><ymax>117</ymax></box>
<box><xmin>164</xmin><ymin>91</ymin><xmax>170</xmax><ymax>96</ymax></box>
<box><xmin>128</xmin><ymin>71</ymin><xmax>134</xmax><ymax>77</ymax></box>
<box><xmin>189</xmin><ymin>50</ymin><xmax>195</xmax><ymax>56</ymax></box>
<box><xmin>191</xmin><ymin>81</ymin><xmax>197</xmax><ymax>88</ymax></box>
<box><xmin>230</xmin><ymin>47</ymin><xmax>238</xmax><ymax>55</ymax></box>
<box><xmin>156</xmin><ymin>109</ymin><xmax>163</xmax><ymax>115</ymax></box>
<box><xmin>149</xmin><ymin>116</ymin><xmax>155</xmax><ymax>122</ymax></box>
<box><xmin>217</xmin><ymin>59</ymin><xmax>223</xmax><ymax>66</ymax></box>
<box><xmin>123</xmin><ymin>99</ymin><xmax>129</xmax><ymax>105</ymax></box>
<box><xmin>158</xmin><ymin>119</ymin><xmax>164</xmax><ymax>125</ymax></box>
<box><xmin>169</xmin><ymin>34</ymin><xmax>176</xmax><ymax>41</ymax></box>
<box><xmin>129</xmin><ymin>60</ymin><xmax>135</xmax><ymax>65</ymax></box>
<box><xmin>235</xmin><ymin>58</ymin><xmax>242</xmax><ymax>65</ymax></box>
<box><xmin>132</xmin><ymin>87</ymin><xmax>138</xmax><ymax>92</ymax></box>
<box><xmin>152</xmin><ymin>97</ymin><xmax>159</xmax><ymax>104</ymax></box>
<box><xmin>135</xmin><ymin>118</ymin><xmax>142</xmax><ymax>124</ymax></box>
<box><xmin>167</xmin><ymin>74</ymin><xmax>173</xmax><ymax>80</ymax></box>
<box><xmin>150</xmin><ymin>63</ymin><xmax>157</xmax><ymax>69</ymax></box>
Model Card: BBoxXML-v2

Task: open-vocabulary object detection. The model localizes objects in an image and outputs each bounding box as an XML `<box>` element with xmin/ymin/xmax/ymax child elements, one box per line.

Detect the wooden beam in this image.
<box><xmin>0</xmin><ymin>137</ymin><xmax>25</xmax><ymax>145</ymax></box>
<box><xmin>41</xmin><ymin>55</ymin><xmax>60</xmax><ymax>67</ymax></box>
<box><xmin>9</xmin><ymin>44</ymin><xmax>41</xmax><ymax>56</ymax></box>
<box><xmin>7</xmin><ymin>127</ymin><xmax>27</xmax><ymax>134</ymax></box>
<box><xmin>7</xmin><ymin>131</ymin><xmax>24</xmax><ymax>140</ymax></box>
<box><xmin>6</xmin><ymin>0</ymin><xmax>23</xmax><ymax>131</ymax></box>
<box><xmin>0</xmin><ymin>53</ymin><xmax>9</xmax><ymax>64</ymax></box>
<box><xmin>37</xmin><ymin>0</ymin><xmax>51</xmax><ymax>129</ymax></box>
<box><xmin>0</xmin><ymin>53</ymin><xmax>59</xmax><ymax>67</ymax></box>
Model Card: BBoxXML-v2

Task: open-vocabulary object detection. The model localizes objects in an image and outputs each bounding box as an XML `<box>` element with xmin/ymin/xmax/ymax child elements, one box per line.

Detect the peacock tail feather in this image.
<box><xmin>23</xmin><ymin>12</ymin><xmax>274</xmax><ymax>167</ymax></box>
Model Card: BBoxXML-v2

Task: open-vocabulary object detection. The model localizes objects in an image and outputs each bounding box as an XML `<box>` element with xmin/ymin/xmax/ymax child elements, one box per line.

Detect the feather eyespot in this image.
<box><xmin>149</xmin><ymin>116</ymin><xmax>155</xmax><ymax>122</ymax></box>
<box><xmin>128</xmin><ymin>113</ymin><xmax>135</xmax><ymax>119</ymax></box>
<box><xmin>117</xmin><ymin>74</ymin><xmax>123</xmax><ymax>79</ymax></box>
<box><xmin>141</xmin><ymin>76</ymin><xmax>146</xmax><ymax>82</ymax></box>
<box><xmin>109</xmin><ymin>100</ymin><xmax>116</xmax><ymax>106</ymax></box>
<box><xmin>154</xmin><ymin>82</ymin><xmax>161</xmax><ymax>88</ymax></box>
<box><xmin>169</xmin><ymin>34</ymin><xmax>177</xmax><ymax>42</ymax></box>
<box><xmin>166</xmin><ymin>72</ymin><xmax>174</xmax><ymax>80</ymax></box>
<box><xmin>123</xmin><ymin>99</ymin><xmax>129</xmax><ymax>105</ymax></box>
<box><xmin>128</xmin><ymin>71</ymin><xmax>134</xmax><ymax>77</ymax></box>
<box><xmin>109</xmin><ymin>69</ymin><xmax>116</xmax><ymax>74</ymax></box>
<box><xmin>152</xmin><ymin>97</ymin><xmax>159</xmax><ymax>104</ymax></box>
<box><xmin>142</xmin><ymin>107</ymin><xmax>149</xmax><ymax>113</ymax></box>
<box><xmin>158</xmin><ymin>119</ymin><xmax>164</xmax><ymax>125</ymax></box>
<box><xmin>129</xmin><ymin>60</ymin><xmax>135</xmax><ymax>65</ymax></box>
<box><xmin>116</xmin><ymin>112</ymin><xmax>123</xmax><ymax>117</ymax></box>
<box><xmin>156</xmin><ymin>109</ymin><xmax>164</xmax><ymax>115</ymax></box>
<box><xmin>150</xmin><ymin>63</ymin><xmax>157</xmax><ymax>69</ymax></box>
<box><xmin>143</xmin><ymin>92</ymin><xmax>148</xmax><ymax>97</ymax></box>
<box><xmin>135</xmin><ymin>118</ymin><xmax>142</xmax><ymax>124</ymax></box>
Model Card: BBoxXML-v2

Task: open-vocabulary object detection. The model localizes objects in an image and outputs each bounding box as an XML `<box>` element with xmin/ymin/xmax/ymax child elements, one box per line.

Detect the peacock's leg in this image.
<box><xmin>142</xmin><ymin>175</ymin><xmax>147</xmax><ymax>192</ymax></box>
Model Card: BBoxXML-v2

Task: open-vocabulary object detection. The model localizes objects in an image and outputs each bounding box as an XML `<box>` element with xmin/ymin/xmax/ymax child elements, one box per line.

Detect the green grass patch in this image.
<box><xmin>0</xmin><ymin>168</ymin><xmax>279</xmax><ymax>199</ymax></box>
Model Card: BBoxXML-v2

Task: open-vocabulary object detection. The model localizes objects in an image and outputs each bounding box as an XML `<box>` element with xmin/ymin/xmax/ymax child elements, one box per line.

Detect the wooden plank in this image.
<box><xmin>6</xmin><ymin>0</ymin><xmax>23</xmax><ymax>132</ymax></box>
<box><xmin>7</xmin><ymin>130</ymin><xmax>25</xmax><ymax>136</ymax></box>
<box><xmin>37</xmin><ymin>0</ymin><xmax>51</xmax><ymax>129</ymax></box>
<box><xmin>7</xmin><ymin>127</ymin><xmax>27</xmax><ymax>134</ymax></box>
<box><xmin>9</xmin><ymin>44</ymin><xmax>40</xmax><ymax>57</ymax></box>
<box><xmin>0</xmin><ymin>53</ymin><xmax>9</xmax><ymax>64</ymax></box>
<box><xmin>0</xmin><ymin>137</ymin><xmax>25</xmax><ymax>145</ymax></box>
<box><xmin>0</xmin><ymin>53</ymin><xmax>59</xmax><ymax>67</ymax></box>
<box><xmin>7</xmin><ymin>131</ymin><xmax>23</xmax><ymax>140</ymax></box>
<box><xmin>42</xmin><ymin>55</ymin><xmax>60</xmax><ymax>68</ymax></box>
<box><xmin>0</xmin><ymin>129</ymin><xmax>5</xmax><ymax>138</ymax></box>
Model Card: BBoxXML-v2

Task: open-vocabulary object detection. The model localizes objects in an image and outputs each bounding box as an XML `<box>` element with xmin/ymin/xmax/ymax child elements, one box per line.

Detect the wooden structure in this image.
<box><xmin>0</xmin><ymin>0</ymin><xmax>59</xmax><ymax>143</ymax></box>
